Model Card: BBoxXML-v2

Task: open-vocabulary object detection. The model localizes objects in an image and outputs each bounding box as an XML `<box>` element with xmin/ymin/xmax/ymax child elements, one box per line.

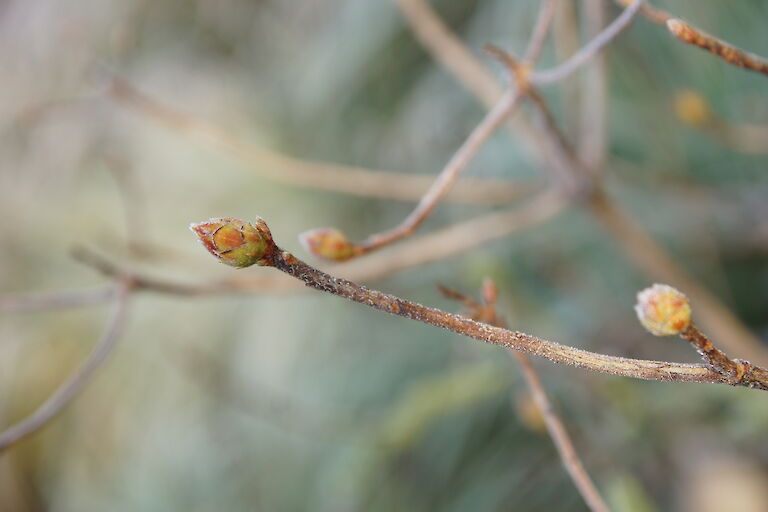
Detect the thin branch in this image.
<box><xmin>111</xmin><ymin>79</ymin><xmax>529</xmax><ymax>205</ymax></box>
<box><xmin>618</xmin><ymin>0</ymin><xmax>768</xmax><ymax>77</ymax></box>
<box><xmin>523</xmin><ymin>0</ymin><xmax>561</xmax><ymax>65</ymax></box>
<box><xmin>304</xmin><ymin>88</ymin><xmax>525</xmax><ymax>261</ymax></box>
<box><xmin>0</xmin><ymin>281</ymin><xmax>132</xmax><ymax>452</ymax></box>
<box><xmin>393</xmin><ymin>0</ymin><xmax>550</xmax><ymax>166</ymax></box>
<box><xmin>578</xmin><ymin>0</ymin><xmax>609</xmax><ymax>171</ymax></box>
<box><xmin>0</xmin><ymin>286</ymin><xmax>116</xmax><ymax>314</ymax></box>
<box><xmin>191</xmin><ymin>216</ymin><xmax>768</xmax><ymax>390</ymax></box>
<box><xmin>666</xmin><ymin>18</ymin><xmax>768</xmax><ymax>77</ymax></box>
<box><xmin>441</xmin><ymin>281</ymin><xmax>610</xmax><ymax>512</ymax></box>
<box><xmin>531</xmin><ymin>0</ymin><xmax>642</xmax><ymax>85</ymax></box>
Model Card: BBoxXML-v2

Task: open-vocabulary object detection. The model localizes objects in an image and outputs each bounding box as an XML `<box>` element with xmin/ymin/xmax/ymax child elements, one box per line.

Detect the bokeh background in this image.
<box><xmin>1</xmin><ymin>0</ymin><xmax>768</xmax><ymax>510</ymax></box>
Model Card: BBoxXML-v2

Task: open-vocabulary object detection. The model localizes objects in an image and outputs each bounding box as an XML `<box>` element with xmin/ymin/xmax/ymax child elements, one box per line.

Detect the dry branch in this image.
<box><xmin>111</xmin><ymin>79</ymin><xmax>528</xmax><ymax>204</ymax></box>
<box><xmin>0</xmin><ymin>281</ymin><xmax>131</xmax><ymax>452</ymax></box>
<box><xmin>190</xmin><ymin>217</ymin><xmax>768</xmax><ymax>391</ymax></box>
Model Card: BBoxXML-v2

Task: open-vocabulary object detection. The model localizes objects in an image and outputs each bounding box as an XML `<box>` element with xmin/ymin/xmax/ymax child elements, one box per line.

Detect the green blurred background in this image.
<box><xmin>1</xmin><ymin>0</ymin><xmax>767</xmax><ymax>510</ymax></box>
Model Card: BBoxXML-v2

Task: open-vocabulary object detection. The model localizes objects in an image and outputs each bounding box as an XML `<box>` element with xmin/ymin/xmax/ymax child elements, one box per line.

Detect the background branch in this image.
<box><xmin>0</xmin><ymin>281</ymin><xmax>131</xmax><ymax>452</ymax></box>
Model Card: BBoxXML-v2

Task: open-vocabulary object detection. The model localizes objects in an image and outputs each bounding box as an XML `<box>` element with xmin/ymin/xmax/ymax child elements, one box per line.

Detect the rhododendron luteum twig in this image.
<box><xmin>190</xmin><ymin>217</ymin><xmax>768</xmax><ymax>391</ymax></box>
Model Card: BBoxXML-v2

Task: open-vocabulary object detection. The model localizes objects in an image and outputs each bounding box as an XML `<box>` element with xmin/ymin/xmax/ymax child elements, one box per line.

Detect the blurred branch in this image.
<box><xmin>441</xmin><ymin>280</ymin><xmax>611</xmax><ymax>512</ymax></box>
<box><xmin>301</xmin><ymin>87</ymin><xmax>525</xmax><ymax>261</ymax></box>
<box><xmin>531</xmin><ymin>0</ymin><xmax>642</xmax><ymax>85</ymax></box>
<box><xmin>193</xmin><ymin>216</ymin><xmax>768</xmax><ymax>390</ymax></box>
<box><xmin>0</xmin><ymin>280</ymin><xmax>132</xmax><ymax>453</ymax></box>
<box><xmin>110</xmin><ymin>79</ymin><xmax>530</xmax><ymax>204</ymax></box>
<box><xmin>618</xmin><ymin>0</ymin><xmax>768</xmax><ymax>77</ymax></box>
<box><xmin>523</xmin><ymin>0</ymin><xmax>560</xmax><ymax>64</ymax></box>
<box><xmin>666</xmin><ymin>19</ymin><xmax>768</xmax><ymax>77</ymax></box>
<box><xmin>578</xmin><ymin>0</ymin><xmax>608</xmax><ymax>171</ymax></box>
<box><xmin>393</xmin><ymin>0</ymin><xmax>549</xmax><ymax>165</ymax></box>
<box><xmin>0</xmin><ymin>286</ymin><xmax>116</xmax><ymax>314</ymax></box>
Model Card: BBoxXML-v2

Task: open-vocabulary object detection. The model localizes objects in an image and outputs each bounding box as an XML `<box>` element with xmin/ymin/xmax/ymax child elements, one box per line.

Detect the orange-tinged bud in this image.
<box><xmin>298</xmin><ymin>228</ymin><xmax>358</xmax><ymax>262</ymax></box>
<box><xmin>190</xmin><ymin>217</ymin><xmax>273</xmax><ymax>268</ymax></box>
<box><xmin>635</xmin><ymin>284</ymin><xmax>692</xmax><ymax>336</ymax></box>
<box><xmin>674</xmin><ymin>90</ymin><xmax>711</xmax><ymax>127</ymax></box>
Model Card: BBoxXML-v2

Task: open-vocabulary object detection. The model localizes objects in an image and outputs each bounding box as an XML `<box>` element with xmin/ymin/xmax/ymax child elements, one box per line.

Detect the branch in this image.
<box><xmin>190</xmin><ymin>217</ymin><xmax>768</xmax><ymax>391</ymax></box>
<box><xmin>578</xmin><ymin>0</ymin><xmax>609</xmax><ymax>171</ymax></box>
<box><xmin>111</xmin><ymin>78</ymin><xmax>529</xmax><ymax>204</ymax></box>
<box><xmin>523</xmin><ymin>0</ymin><xmax>560</xmax><ymax>65</ymax></box>
<box><xmin>531</xmin><ymin>0</ymin><xmax>642</xmax><ymax>85</ymax></box>
<box><xmin>300</xmin><ymin>88</ymin><xmax>525</xmax><ymax>261</ymax></box>
<box><xmin>0</xmin><ymin>281</ymin><xmax>132</xmax><ymax>452</ymax></box>
<box><xmin>393</xmin><ymin>0</ymin><xmax>550</xmax><ymax>167</ymax></box>
<box><xmin>0</xmin><ymin>286</ymin><xmax>116</xmax><ymax>314</ymax></box>
<box><xmin>666</xmin><ymin>19</ymin><xmax>768</xmax><ymax>77</ymax></box>
<box><xmin>617</xmin><ymin>0</ymin><xmax>768</xmax><ymax>77</ymax></box>
<box><xmin>441</xmin><ymin>280</ymin><xmax>610</xmax><ymax>512</ymax></box>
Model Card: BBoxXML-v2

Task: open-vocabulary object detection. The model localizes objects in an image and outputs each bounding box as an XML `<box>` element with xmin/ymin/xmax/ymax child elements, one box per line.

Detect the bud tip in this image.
<box><xmin>190</xmin><ymin>216</ymin><xmax>273</xmax><ymax>268</ymax></box>
<box><xmin>635</xmin><ymin>283</ymin><xmax>692</xmax><ymax>336</ymax></box>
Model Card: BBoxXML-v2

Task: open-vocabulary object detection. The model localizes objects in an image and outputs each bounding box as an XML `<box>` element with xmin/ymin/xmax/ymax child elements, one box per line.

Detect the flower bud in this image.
<box><xmin>635</xmin><ymin>284</ymin><xmax>692</xmax><ymax>336</ymax></box>
<box><xmin>190</xmin><ymin>217</ymin><xmax>273</xmax><ymax>268</ymax></box>
<box><xmin>298</xmin><ymin>228</ymin><xmax>358</xmax><ymax>261</ymax></box>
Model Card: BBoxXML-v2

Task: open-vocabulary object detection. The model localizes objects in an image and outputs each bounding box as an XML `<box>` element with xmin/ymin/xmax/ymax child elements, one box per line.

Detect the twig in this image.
<box><xmin>666</xmin><ymin>19</ymin><xmax>768</xmax><ymax>77</ymax></box>
<box><xmin>302</xmin><ymin>88</ymin><xmax>525</xmax><ymax>261</ymax></box>
<box><xmin>0</xmin><ymin>280</ymin><xmax>132</xmax><ymax>452</ymax></box>
<box><xmin>619</xmin><ymin>0</ymin><xmax>768</xmax><ymax>77</ymax></box>
<box><xmin>531</xmin><ymin>0</ymin><xmax>642</xmax><ymax>85</ymax></box>
<box><xmin>393</xmin><ymin>0</ymin><xmax>550</xmax><ymax>166</ymax></box>
<box><xmin>523</xmin><ymin>0</ymin><xmax>560</xmax><ymax>65</ymax></box>
<box><xmin>441</xmin><ymin>281</ymin><xmax>610</xmax><ymax>512</ymax></box>
<box><xmin>190</xmin><ymin>217</ymin><xmax>768</xmax><ymax>391</ymax></box>
<box><xmin>111</xmin><ymin>78</ymin><xmax>529</xmax><ymax>205</ymax></box>
<box><xmin>0</xmin><ymin>286</ymin><xmax>116</xmax><ymax>314</ymax></box>
<box><xmin>578</xmin><ymin>0</ymin><xmax>608</xmax><ymax>171</ymax></box>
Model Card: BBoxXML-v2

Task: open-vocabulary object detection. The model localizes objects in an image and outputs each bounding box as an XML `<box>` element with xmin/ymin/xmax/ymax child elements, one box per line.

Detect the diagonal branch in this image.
<box><xmin>111</xmin><ymin>79</ymin><xmax>528</xmax><ymax>205</ymax></box>
<box><xmin>523</xmin><ymin>0</ymin><xmax>561</xmax><ymax>65</ymax></box>
<box><xmin>0</xmin><ymin>280</ymin><xmax>132</xmax><ymax>452</ymax></box>
<box><xmin>301</xmin><ymin>88</ymin><xmax>525</xmax><ymax>261</ymax></box>
<box><xmin>0</xmin><ymin>286</ymin><xmax>116</xmax><ymax>314</ymax></box>
<box><xmin>531</xmin><ymin>0</ymin><xmax>642</xmax><ymax>85</ymax></box>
